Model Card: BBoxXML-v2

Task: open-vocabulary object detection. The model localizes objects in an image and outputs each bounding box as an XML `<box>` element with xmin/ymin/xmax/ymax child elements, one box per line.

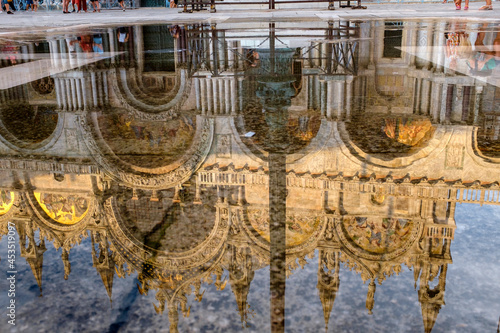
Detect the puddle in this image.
<box><xmin>0</xmin><ymin>19</ymin><xmax>499</xmax><ymax>333</ymax></box>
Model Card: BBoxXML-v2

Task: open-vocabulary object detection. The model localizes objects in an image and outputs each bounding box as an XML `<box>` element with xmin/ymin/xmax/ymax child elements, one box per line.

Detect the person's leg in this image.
<box><xmin>455</xmin><ymin>0</ymin><xmax>461</xmax><ymax>10</ymax></box>
<box><xmin>464</xmin><ymin>0</ymin><xmax>469</xmax><ymax>9</ymax></box>
<box><xmin>479</xmin><ymin>0</ymin><xmax>492</xmax><ymax>9</ymax></box>
<box><xmin>492</xmin><ymin>33</ymin><xmax>500</xmax><ymax>58</ymax></box>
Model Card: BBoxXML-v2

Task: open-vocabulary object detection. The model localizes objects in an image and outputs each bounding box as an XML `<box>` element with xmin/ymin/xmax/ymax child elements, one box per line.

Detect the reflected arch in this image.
<box><xmin>0</xmin><ymin>103</ymin><xmax>64</xmax><ymax>153</ymax></box>
<box><xmin>78</xmin><ymin>112</ymin><xmax>214</xmax><ymax>189</ymax></box>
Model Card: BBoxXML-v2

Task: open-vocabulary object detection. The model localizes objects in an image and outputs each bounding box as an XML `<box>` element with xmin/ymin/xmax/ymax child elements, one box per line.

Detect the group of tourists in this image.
<box><xmin>1</xmin><ymin>0</ymin><xmax>126</xmax><ymax>14</ymax></box>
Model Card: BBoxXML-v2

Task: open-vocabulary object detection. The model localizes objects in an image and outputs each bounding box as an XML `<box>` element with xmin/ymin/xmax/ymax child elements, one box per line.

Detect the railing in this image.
<box><xmin>179</xmin><ymin>0</ymin><xmax>366</xmax><ymax>13</ymax></box>
<box><xmin>425</xmin><ymin>224</ymin><xmax>455</xmax><ymax>239</ymax></box>
<box><xmin>198</xmin><ymin>170</ymin><xmax>500</xmax><ymax>206</ymax></box>
<box><xmin>455</xmin><ymin>188</ymin><xmax>500</xmax><ymax>205</ymax></box>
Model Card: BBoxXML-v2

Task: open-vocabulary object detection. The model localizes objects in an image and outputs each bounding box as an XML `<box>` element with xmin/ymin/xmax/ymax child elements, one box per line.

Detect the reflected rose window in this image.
<box><xmin>34</xmin><ymin>192</ymin><xmax>89</xmax><ymax>225</ymax></box>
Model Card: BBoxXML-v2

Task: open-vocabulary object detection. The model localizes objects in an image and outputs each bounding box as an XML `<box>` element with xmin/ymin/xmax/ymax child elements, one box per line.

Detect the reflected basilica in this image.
<box><xmin>1</xmin><ymin>20</ymin><xmax>500</xmax><ymax>333</ymax></box>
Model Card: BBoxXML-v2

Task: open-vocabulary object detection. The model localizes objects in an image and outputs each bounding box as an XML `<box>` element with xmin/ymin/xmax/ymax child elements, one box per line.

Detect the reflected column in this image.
<box><xmin>269</xmin><ymin>152</ymin><xmax>286</xmax><ymax>333</ymax></box>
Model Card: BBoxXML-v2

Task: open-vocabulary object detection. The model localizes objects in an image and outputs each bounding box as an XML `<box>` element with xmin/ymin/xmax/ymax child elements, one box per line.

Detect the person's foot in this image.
<box><xmin>123</xmin><ymin>8</ymin><xmax>125</xmax><ymax>11</ymax></box>
<box><xmin>71</xmin><ymin>8</ymin><xmax>75</xmax><ymax>12</ymax></box>
<box><xmin>7</xmin><ymin>10</ymin><xmax>13</xmax><ymax>14</ymax></box>
<box><xmin>455</xmin><ymin>3</ymin><xmax>461</xmax><ymax>9</ymax></box>
<box><xmin>464</xmin><ymin>5</ymin><xmax>468</xmax><ymax>9</ymax></box>
<box><xmin>478</xmin><ymin>4</ymin><xmax>493</xmax><ymax>9</ymax></box>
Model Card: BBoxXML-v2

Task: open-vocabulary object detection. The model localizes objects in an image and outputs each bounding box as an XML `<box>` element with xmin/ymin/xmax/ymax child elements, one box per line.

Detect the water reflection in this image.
<box><xmin>0</xmin><ymin>20</ymin><xmax>500</xmax><ymax>333</ymax></box>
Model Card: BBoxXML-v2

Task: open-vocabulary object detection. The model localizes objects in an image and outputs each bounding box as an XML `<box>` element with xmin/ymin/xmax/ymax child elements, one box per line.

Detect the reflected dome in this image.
<box><xmin>34</xmin><ymin>192</ymin><xmax>89</xmax><ymax>225</ymax></box>
<box><xmin>0</xmin><ymin>103</ymin><xmax>58</xmax><ymax>144</ymax></box>
<box><xmin>346</xmin><ymin>114</ymin><xmax>435</xmax><ymax>159</ymax></box>
<box><xmin>97</xmin><ymin>111</ymin><xmax>196</xmax><ymax>168</ymax></box>
<box><xmin>116</xmin><ymin>187</ymin><xmax>216</xmax><ymax>253</ymax></box>
<box><xmin>239</xmin><ymin>108</ymin><xmax>321</xmax><ymax>155</ymax></box>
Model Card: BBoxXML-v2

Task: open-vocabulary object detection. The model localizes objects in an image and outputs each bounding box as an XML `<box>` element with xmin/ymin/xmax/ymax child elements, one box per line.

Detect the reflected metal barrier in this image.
<box><xmin>179</xmin><ymin>0</ymin><xmax>366</xmax><ymax>12</ymax></box>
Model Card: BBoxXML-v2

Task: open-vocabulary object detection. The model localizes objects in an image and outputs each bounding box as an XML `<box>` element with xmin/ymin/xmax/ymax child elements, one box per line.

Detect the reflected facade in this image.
<box><xmin>0</xmin><ymin>20</ymin><xmax>500</xmax><ymax>333</ymax></box>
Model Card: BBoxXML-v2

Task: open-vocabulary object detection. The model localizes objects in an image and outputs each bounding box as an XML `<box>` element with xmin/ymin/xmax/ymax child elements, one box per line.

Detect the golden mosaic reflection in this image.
<box><xmin>0</xmin><ymin>190</ymin><xmax>14</xmax><ymax>216</ymax></box>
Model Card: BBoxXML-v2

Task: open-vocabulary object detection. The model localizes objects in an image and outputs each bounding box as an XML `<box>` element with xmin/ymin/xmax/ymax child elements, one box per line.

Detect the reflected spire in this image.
<box><xmin>91</xmin><ymin>231</ymin><xmax>115</xmax><ymax>305</ymax></box>
<box><xmin>418</xmin><ymin>263</ymin><xmax>447</xmax><ymax>333</ymax></box>
<box><xmin>97</xmin><ymin>265</ymin><xmax>115</xmax><ymax>305</ymax></box>
<box><xmin>168</xmin><ymin>301</ymin><xmax>179</xmax><ymax>333</ymax></box>
<box><xmin>62</xmin><ymin>249</ymin><xmax>71</xmax><ymax>280</ymax></box>
<box><xmin>317</xmin><ymin>249</ymin><xmax>340</xmax><ymax>331</ymax></box>
<box><xmin>420</xmin><ymin>302</ymin><xmax>441</xmax><ymax>333</ymax></box>
<box><xmin>18</xmin><ymin>221</ymin><xmax>46</xmax><ymax>296</ymax></box>
<box><xmin>366</xmin><ymin>280</ymin><xmax>376</xmax><ymax>315</ymax></box>
<box><xmin>26</xmin><ymin>242</ymin><xmax>45</xmax><ymax>296</ymax></box>
<box><xmin>228</xmin><ymin>246</ymin><xmax>255</xmax><ymax>326</ymax></box>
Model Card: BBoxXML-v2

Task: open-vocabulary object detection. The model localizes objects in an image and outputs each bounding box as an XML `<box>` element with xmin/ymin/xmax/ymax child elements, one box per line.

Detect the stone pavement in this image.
<box><xmin>0</xmin><ymin>2</ymin><xmax>499</xmax><ymax>30</ymax></box>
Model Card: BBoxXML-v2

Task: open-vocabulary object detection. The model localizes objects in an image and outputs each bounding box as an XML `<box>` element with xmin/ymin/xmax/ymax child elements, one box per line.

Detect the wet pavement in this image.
<box><xmin>0</xmin><ymin>4</ymin><xmax>500</xmax><ymax>29</ymax></box>
<box><xmin>0</xmin><ymin>15</ymin><xmax>500</xmax><ymax>333</ymax></box>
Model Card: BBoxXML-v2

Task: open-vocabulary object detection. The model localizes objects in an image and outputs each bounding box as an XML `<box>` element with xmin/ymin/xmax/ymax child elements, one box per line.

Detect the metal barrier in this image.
<box><xmin>179</xmin><ymin>0</ymin><xmax>366</xmax><ymax>12</ymax></box>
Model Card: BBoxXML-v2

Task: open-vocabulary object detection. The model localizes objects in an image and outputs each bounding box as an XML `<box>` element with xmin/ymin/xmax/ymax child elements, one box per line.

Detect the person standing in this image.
<box><xmin>62</xmin><ymin>0</ymin><xmax>70</xmax><ymax>13</ymax></box>
<box><xmin>25</xmin><ymin>0</ymin><xmax>34</xmax><ymax>11</ymax></box>
<box><xmin>118</xmin><ymin>0</ymin><xmax>126</xmax><ymax>11</ymax></box>
<box><xmin>90</xmin><ymin>0</ymin><xmax>100</xmax><ymax>12</ymax></box>
<box><xmin>454</xmin><ymin>0</ymin><xmax>469</xmax><ymax>10</ymax></box>
<box><xmin>76</xmin><ymin>0</ymin><xmax>87</xmax><ymax>12</ymax></box>
<box><xmin>2</xmin><ymin>0</ymin><xmax>14</xmax><ymax>14</ymax></box>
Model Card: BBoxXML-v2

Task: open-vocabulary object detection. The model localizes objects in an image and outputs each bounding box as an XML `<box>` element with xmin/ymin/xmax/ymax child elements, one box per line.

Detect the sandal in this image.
<box><xmin>455</xmin><ymin>3</ymin><xmax>461</xmax><ymax>9</ymax></box>
<box><xmin>464</xmin><ymin>5</ymin><xmax>468</xmax><ymax>9</ymax></box>
<box><xmin>478</xmin><ymin>5</ymin><xmax>493</xmax><ymax>9</ymax></box>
